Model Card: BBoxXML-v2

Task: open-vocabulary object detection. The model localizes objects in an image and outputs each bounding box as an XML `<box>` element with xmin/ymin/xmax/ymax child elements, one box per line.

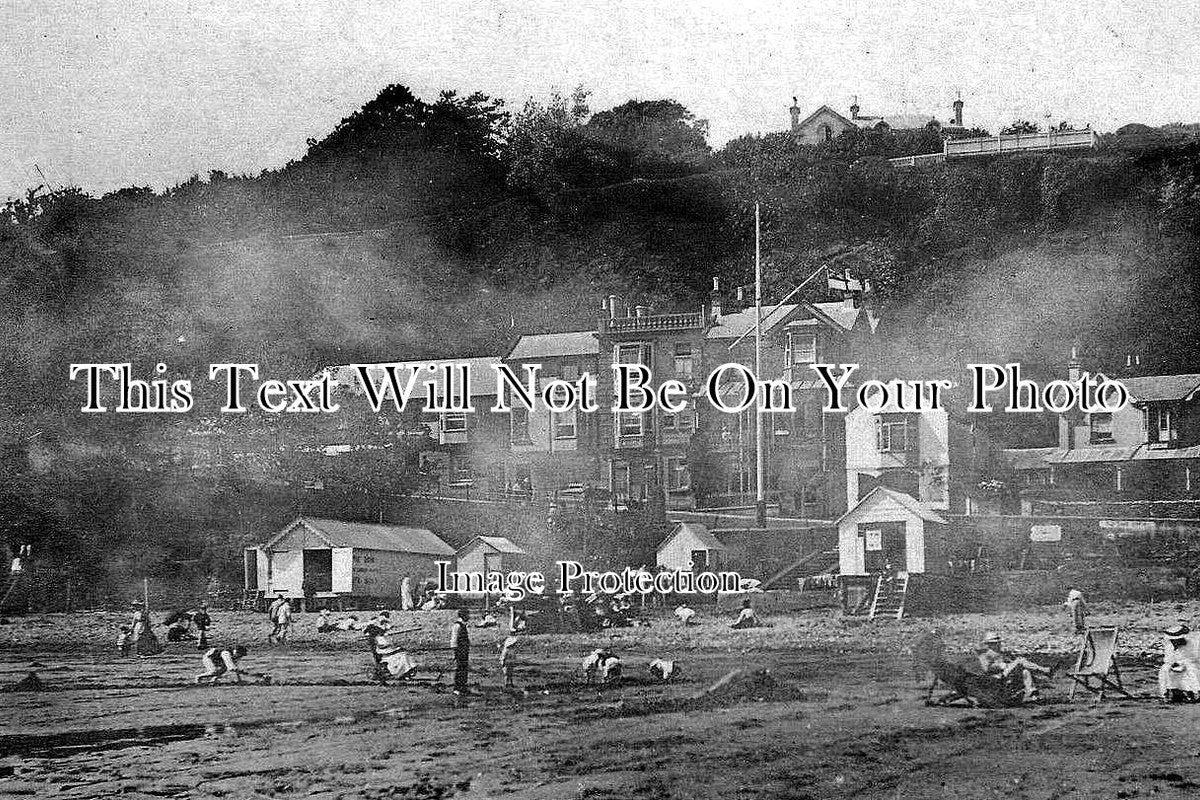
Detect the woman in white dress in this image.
<box><xmin>1159</xmin><ymin>623</ymin><xmax>1200</xmax><ymax>703</ymax></box>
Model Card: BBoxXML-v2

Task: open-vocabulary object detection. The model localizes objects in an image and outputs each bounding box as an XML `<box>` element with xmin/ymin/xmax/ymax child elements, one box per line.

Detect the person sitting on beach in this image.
<box><xmin>648</xmin><ymin>658</ymin><xmax>679</xmax><ymax>682</ymax></box>
<box><xmin>165</xmin><ymin>612</ymin><xmax>194</xmax><ymax>642</ymax></box>
<box><xmin>975</xmin><ymin>632</ymin><xmax>1051</xmax><ymax>702</ymax></box>
<box><xmin>730</xmin><ymin>598</ymin><xmax>758</xmax><ymax>629</ymax></box>
<box><xmin>196</xmin><ymin>645</ymin><xmax>249</xmax><ymax>684</ymax></box>
<box><xmin>1159</xmin><ymin>623</ymin><xmax>1200</xmax><ymax>703</ymax></box>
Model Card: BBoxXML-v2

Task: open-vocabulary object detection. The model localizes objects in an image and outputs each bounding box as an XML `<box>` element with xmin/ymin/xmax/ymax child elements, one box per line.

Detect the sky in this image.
<box><xmin>3</xmin><ymin>0</ymin><xmax>1199</xmax><ymax>201</ymax></box>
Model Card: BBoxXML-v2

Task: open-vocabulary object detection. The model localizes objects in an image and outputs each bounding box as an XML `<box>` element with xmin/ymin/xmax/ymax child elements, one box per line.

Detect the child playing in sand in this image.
<box><xmin>117</xmin><ymin>626</ymin><xmax>132</xmax><ymax>657</ymax></box>
<box><xmin>196</xmin><ymin>645</ymin><xmax>249</xmax><ymax>684</ymax></box>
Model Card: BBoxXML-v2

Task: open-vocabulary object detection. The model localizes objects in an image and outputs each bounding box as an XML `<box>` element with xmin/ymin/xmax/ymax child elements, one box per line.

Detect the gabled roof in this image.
<box><xmin>266</xmin><ymin>517</ymin><xmax>454</xmax><ymax>555</ymax></box>
<box><xmin>835</xmin><ymin>487</ymin><xmax>947</xmax><ymax>526</ymax></box>
<box><xmin>657</xmin><ymin>522</ymin><xmax>728</xmax><ymax>553</ymax></box>
<box><xmin>463</xmin><ymin>535</ymin><xmax>526</xmax><ymax>555</ymax></box>
<box><xmin>319</xmin><ymin>356</ymin><xmax>502</xmax><ymax>399</ymax></box>
<box><xmin>809</xmin><ymin>301</ymin><xmax>862</xmax><ymax>333</ymax></box>
<box><xmin>506</xmin><ymin>331</ymin><xmax>599</xmax><ymax>361</ymax></box>
<box><xmin>794</xmin><ymin>104</ymin><xmax>858</xmax><ymax>132</ymax></box>
<box><xmin>706</xmin><ymin>303</ymin><xmax>801</xmax><ymax>340</ymax></box>
<box><xmin>1121</xmin><ymin>374</ymin><xmax>1200</xmax><ymax>404</ymax></box>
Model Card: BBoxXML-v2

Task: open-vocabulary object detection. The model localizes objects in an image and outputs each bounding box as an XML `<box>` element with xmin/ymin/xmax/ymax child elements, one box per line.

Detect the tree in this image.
<box><xmin>584</xmin><ymin>99</ymin><xmax>710</xmax><ymax>171</ymax></box>
<box><xmin>502</xmin><ymin>87</ymin><xmax>597</xmax><ymax>203</ymax></box>
<box><xmin>1000</xmin><ymin>120</ymin><xmax>1040</xmax><ymax>135</ymax></box>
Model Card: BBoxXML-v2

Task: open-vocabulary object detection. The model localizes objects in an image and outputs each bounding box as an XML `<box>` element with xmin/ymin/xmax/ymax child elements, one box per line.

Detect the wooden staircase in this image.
<box><xmin>868</xmin><ymin>573</ymin><xmax>909</xmax><ymax>620</ymax></box>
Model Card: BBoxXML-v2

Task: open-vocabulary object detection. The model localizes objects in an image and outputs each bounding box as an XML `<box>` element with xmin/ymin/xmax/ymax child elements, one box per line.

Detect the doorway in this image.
<box><xmin>302</xmin><ymin>548</ymin><xmax>333</xmax><ymax>593</ymax></box>
<box><xmin>861</xmin><ymin>522</ymin><xmax>907</xmax><ymax>573</ymax></box>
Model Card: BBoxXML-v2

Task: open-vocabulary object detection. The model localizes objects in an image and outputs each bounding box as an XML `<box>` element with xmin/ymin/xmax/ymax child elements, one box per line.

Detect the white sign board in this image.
<box><xmin>864</xmin><ymin>529</ymin><xmax>883</xmax><ymax>551</ymax></box>
<box><xmin>1029</xmin><ymin>524</ymin><xmax>1062</xmax><ymax>542</ymax></box>
<box><xmin>1099</xmin><ymin>519</ymin><xmax>1156</xmax><ymax>538</ymax></box>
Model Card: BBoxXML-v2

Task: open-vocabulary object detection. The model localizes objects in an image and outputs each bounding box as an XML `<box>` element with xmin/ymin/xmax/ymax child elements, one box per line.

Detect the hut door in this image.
<box><xmin>244</xmin><ymin>550</ymin><xmax>258</xmax><ymax>590</ymax></box>
<box><xmin>861</xmin><ymin>522</ymin><xmax>906</xmax><ymax>573</ymax></box>
<box><xmin>302</xmin><ymin>549</ymin><xmax>333</xmax><ymax>593</ymax></box>
<box><xmin>690</xmin><ymin>550</ymin><xmax>708</xmax><ymax>572</ymax></box>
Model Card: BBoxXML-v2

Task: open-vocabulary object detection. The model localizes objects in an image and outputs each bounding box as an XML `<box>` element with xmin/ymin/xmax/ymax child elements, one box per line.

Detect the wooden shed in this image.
<box><xmin>656</xmin><ymin>523</ymin><xmax>728</xmax><ymax>572</ymax></box>
<box><xmin>836</xmin><ymin>487</ymin><xmax>946</xmax><ymax>577</ymax></box>
<box><xmin>455</xmin><ymin>536</ymin><xmax>528</xmax><ymax>576</ymax></box>
<box><xmin>244</xmin><ymin>517</ymin><xmax>454</xmax><ymax>607</ymax></box>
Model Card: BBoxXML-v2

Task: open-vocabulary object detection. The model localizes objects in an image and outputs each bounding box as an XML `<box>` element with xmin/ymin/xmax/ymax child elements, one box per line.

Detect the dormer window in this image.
<box><xmin>1089</xmin><ymin>412</ymin><xmax>1114</xmax><ymax>444</ymax></box>
<box><xmin>1150</xmin><ymin>405</ymin><xmax>1178</xmax><ymax>446</ymax></box>
<box><xmin>787</xmin><ymin>332</ymin><xmax>817</xmax><ymax>365</ymax></box>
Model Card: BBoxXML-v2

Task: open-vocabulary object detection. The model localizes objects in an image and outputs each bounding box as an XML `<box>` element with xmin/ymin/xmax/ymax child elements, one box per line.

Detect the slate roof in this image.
<box><xmin>1121</xmin><ymin>374</ymin><xmax>1200</xmax><ymax>403</ymax></box>
<box><xmin>271</xmin><ymin>517</ymin><xmax>455</xmax><ymax>555</ymax></box>
<box><xmin>706</xmin><ymin>304</ymin><xmax>801</xmax><ymax>340</ymax></box>
<box><xmin>467</xmin><ymin>535</ymin><xmax>527</xmax><ymax>555</ymax></box>
<box><xmin>658</xmin><ymin>522</ymin><xmax>728</xmax><ymax>553</ymax></box>
<box><xmin>507</xmin><ymin>331</ymin><xmax>599</xmax><ymax>361</ymax></box>
<box><xmin>836</xmin><ymin>487</ymin><xmax>947</xmax><ymax>526</ymax></box>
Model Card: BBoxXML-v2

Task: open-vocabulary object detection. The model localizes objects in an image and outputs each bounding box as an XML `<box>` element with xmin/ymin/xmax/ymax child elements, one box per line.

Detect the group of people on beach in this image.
<box><xmin>116</xmin><ymin>601</ymin><xmax>213</xmax><ymax>658</ymax></box>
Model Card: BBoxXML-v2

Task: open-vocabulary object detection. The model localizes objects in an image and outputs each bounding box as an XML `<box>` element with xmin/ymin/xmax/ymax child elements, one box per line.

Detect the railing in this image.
<box><xmin>604</xmin><ymin>312</ymin><xmax>705</xmax><ymax>333</ymax></box>
<box><xmin>946</xmin><ymin>128</ymin><xmax>1098</xmax><ymax>158</ymax></box>
<box><xmin>890</xmin><ymin>128</ymin><xmax>1099</xmax><ymax>169</ymax></box>
<box><xmin>887</xmin><ymin>152</ymin><xmax>946</xmax><ymax>168</ymax></box>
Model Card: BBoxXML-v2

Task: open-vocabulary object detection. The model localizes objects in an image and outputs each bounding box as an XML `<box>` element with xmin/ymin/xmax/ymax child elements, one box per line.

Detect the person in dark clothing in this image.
<box><xmin>193</xmin><ymin>604</ymin><xmax>212</xmax><ymax>650</ymax></box>
<box><xmin>451</xmin><ymin>608</ymin><xmax>470</xmax><ymax>694</ymax></box>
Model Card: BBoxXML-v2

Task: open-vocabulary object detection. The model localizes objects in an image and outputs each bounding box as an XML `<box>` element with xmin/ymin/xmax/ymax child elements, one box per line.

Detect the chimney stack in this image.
<box><xmin>607</xmin><ymin>294</ymin><xmax>619</xmax><ymax>320</ymax></box>
<box><xmin>1068</xmin><ymin>343</ymin><xmax>1082</xmax><ymax>383</ymax></box>
<box><xmin>789</xmin><ymin>97</ymin><xmax>801</xmax><ymax>132</ymax></box>
<box><xmin>953</xmin><ymin>93</ymin><xmax>964</xmax><ymax>127</ymax></box>
<box><xmin>850</xmin><ymin>94</ymin><xmax>860</xmax><ymax>121</ymax></box>
<box><xmin>710</xmin><ymin>276</ymin><xmax>722</xmax><ymax>319</ymax></box>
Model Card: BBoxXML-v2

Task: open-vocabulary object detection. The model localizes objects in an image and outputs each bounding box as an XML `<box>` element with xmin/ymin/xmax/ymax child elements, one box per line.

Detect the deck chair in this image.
<box><xmin>924</xmin><ymin>659</ymin><xmax>1025</xmax><ymax>708</ymax></box>
<box><xmin>1068</xmin><ymin>627</ymin><xmax>1132</xmax><ymax>700</ymax></box>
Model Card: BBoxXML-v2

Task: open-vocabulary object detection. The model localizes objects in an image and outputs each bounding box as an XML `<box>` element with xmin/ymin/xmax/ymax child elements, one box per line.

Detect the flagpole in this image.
<box><xmin>755</xmin><ymin>203</ymin><xmax>767</xmax><ymax>529</ymax></box>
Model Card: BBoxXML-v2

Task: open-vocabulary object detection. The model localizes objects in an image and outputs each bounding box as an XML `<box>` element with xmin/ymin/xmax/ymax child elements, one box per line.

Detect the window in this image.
<box><xmin>666</xmin><ymin>457</ymin><xmax>691</xmax><ymax>491</ymax></box>
<box><xmin>1154</xmin><ymin>406</ymin><xmax>1178</xmax><ymax>445</ymax></box>
<box><xmin>673</xmin><ymin>343</ymin><xmax>695</xmax><ymax>378</ymax></box>
<box><xmin>615</xmin><ymin>343</ymin><xmax>645</xmax><ymax>365</ymax></box>
<box><xmin>449</xmin><ymin>456</ymin><xmax>473</xmax><ymax>484</ymax></box>
<box><xmin>1089</xmin><ymin>412</ymin><xmax>1114</xmax><ymax>444</ymax></box>
<box><xmin>1115</xmin><ymin>466</ymin><xmax>1123</xmax><ymax>492</ymax></box>
<box><xmin>510</xmin><ymin>407</ymin><xmax>530</xmax><ymax>443</ymax></box>
<box><xmin>788</xmin><ymin>332</ymin><xmax>817</xmax><ymax>364</ymax></box>
<box><xmin>612</xmin><ymin>463</ymin><xmax>631</xmax><ymax>499</ymax></box>
<box><xmin>617</xmin><ymin>412</ymin><xmax>643</xmax><ymax>437</ymax></box>
<box><xmin>876</xmin><ymin>416</ymin><xmax>909</xmax><ymax>453</ymax></box>
<box><xmin>661</xmin><ymin>409</ymin><xmax>693</xmax><ymax>434</ymax></box>
<box><xmin>554</xmin><ymin>408</ymin><xmax>577</xmax><ymax>440</ymax></box>
<box><xmin>821</xmin><ymin>124</ymin><xmax>833</xmax><ymax>142</ymax></box>
<box><xmin>443</xmin><ymin>411</ymin><xmax>467</xmax><ymax>432</ymax></box>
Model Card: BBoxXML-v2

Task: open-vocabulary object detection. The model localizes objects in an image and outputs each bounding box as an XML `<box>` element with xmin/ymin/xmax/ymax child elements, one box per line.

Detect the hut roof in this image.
<box><xmin>266</xmin><ymin>517</ymin><xmax>454</xmax><ymax>555</ymax></box>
